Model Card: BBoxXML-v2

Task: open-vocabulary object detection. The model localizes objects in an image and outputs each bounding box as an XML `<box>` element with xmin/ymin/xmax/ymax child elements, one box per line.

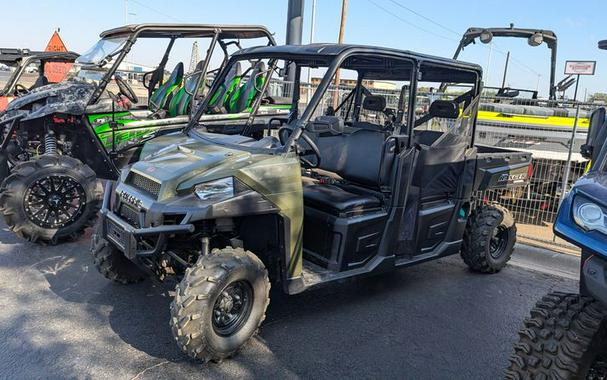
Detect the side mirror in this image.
<box><xmin>582</xmin><ymin>107</ymin><xmax>607</xmax><ymax>161</ymax></box>
<box><xmin>142</xmin><ymin>71</ymin><xmax>154</xmax><ymax>90</ymax></box>
<box><xmin>428</xmin><ymin>100</ymin><xmax>459</xmax><ymax>119</ymax></box>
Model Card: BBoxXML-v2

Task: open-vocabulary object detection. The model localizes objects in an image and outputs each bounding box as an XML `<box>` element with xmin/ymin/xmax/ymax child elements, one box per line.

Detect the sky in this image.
<box><xmin>2</xmin><ymin>0</ymin><xmax>607</xmax><ymax>99</ymax></box>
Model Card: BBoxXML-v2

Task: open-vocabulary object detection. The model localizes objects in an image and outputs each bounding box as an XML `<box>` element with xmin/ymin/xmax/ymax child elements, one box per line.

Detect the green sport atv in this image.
<box><xmin>93</xmin><ymin>43</ymin><xmax>532</xmax><ymax>362</ymax></box>
<box><xmin>0</xmin><ymin>23</ymin><xmax>284</xmax><ymax>244</ymax></box>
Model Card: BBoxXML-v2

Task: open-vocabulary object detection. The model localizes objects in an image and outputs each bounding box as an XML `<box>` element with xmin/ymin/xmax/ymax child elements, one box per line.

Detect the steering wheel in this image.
<box><xmin>14</xmin><ymin>84</ymin><xmax>29</xmax><ymax>95</ymax></box>
<box><xmin>115</xmin><ymin>75</ymin><xmax>139</xmax><ymax>104</ymax></box>
<box><xmin>278</xmin><ymin>126</ymin><xmax>322</xmax><ymax>168</ymax></box>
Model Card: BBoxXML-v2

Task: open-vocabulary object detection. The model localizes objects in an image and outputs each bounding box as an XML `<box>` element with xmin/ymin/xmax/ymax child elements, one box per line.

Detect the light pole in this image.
<box><xmin>333</xmin><ymin>0</ymin><xmax>348</xmax><ymax>108</ymax></box>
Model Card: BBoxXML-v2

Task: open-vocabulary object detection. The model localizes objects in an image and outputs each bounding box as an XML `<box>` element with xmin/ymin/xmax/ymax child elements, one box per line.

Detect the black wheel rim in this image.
<box><xmin>489</xmin><ymin>225</ymin><xmax>509</xmax><ymax>259</ymax></box>
<box><xmin>24</xmin><ymin>175</ymin><xmax>86</xmax><ymax>229</ymax></box>
<box><xmin>212</xmin><ymin>280</ymin><xmax>253</xmax><ymax>337</ymax></box>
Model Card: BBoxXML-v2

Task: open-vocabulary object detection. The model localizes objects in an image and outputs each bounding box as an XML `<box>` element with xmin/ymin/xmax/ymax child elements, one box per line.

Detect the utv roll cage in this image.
<box><xmin>0</xmin><ymin>49</ymin><xmax>79</xmax><ymax>96</ymax></box>
<box><xmin>187</xmin><ymin>43</ymin><xmax>483</xmax><ymax>149</ymax></box>
<box><xmin>88</xmin><ymin>24</ymin><xmax>276</xmax><ymax>105</ymax></box>
<box><xmin>451</xmin><ymin>26</ymin><xmax>558</xmax><ymax>100</ymax></box>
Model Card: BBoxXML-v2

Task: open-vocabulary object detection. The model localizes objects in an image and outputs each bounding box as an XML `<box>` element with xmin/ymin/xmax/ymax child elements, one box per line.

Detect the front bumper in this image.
<box><xmin>99</xmin><ymin>181</ymin><xmax>194</xmax><ymax>259</ymax></box>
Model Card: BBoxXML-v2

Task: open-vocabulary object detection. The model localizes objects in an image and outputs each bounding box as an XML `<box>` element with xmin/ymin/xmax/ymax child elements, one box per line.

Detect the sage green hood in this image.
<box><xmin>128</xmin><ymin>131</ymin><xmax>305</xmax><ymax>279</ymax></box>
<box><xmin>133</xmin><ymin>134</ymin><xmax>254</xmax><ymax>199</ymax></box>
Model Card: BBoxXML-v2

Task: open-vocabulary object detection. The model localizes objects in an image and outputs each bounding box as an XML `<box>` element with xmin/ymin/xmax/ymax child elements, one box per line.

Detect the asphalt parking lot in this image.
<box><xmin>0</xmin><ymin>223</ymin><xmax>577</xmax><ymax>380</ymax></box>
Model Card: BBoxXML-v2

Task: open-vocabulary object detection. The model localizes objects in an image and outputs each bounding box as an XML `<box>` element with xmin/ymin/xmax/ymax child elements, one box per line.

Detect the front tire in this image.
<box><xmin>91</xmin><ymin>222</ymin><xmax>145</xmax><ymax>284</ymax></box>
<box><xmin>505</xmin><ymin>292</ymin><xmax>607</xmax><ymax>379</ymax></box>
<box><xmin>170</xmin><ymin>247</ymin><xmax>270</xmax><ymax>362</ymax></box>
<box><xmin>0</xmin><ymin>155</ymin><xmax>101</xmax><ymax>244</ymax></box>
<box><xmin>461</xmin><ymin>203</ymin><xmax>516</xmax><ymax>273</ymax></box>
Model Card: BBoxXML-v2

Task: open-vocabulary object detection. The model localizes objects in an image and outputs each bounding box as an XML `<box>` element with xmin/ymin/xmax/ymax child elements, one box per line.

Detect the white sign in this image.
<box><xmin>564</xmin><ymin>60</ymin><xmax>596</xmax><ymax>75</ymax></box>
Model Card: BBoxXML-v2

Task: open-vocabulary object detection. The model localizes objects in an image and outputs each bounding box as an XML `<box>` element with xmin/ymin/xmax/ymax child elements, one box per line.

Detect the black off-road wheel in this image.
<box><xmin>170</xmin><ymin>247</ymin><xmax>270</xmax><ymax>362</ymax></box>
<box><xmin>91</xmin><ymin>222</ymin><xmax>145</xmax><ymax>284</ymax></box>
<box><xmin>461</xmin><ymin>203</ymin><xmax>516</xmax><ymax>273</ymax></box>
<box><xmin>505</xmin><ymin>292</ymin><xmax>607</xmax><ymax>379</ymax></box>
<box><xmin>0</xmin><ymin>155</ymin><xmax>101</xmax><ymax>244</ymax></box>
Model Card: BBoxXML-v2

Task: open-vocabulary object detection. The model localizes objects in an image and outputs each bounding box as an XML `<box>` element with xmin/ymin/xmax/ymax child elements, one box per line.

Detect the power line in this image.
<box><xmin>365</xmin><ymin>0</ymin><xmax>458</xmax><ymax>42</ymax></box>
<box><xmin>386</xmin><ymin>0</ymin><xmax>460</xmax><ymax>36</ymax></box>
<box><xmin>129</xmin><ymin>0</ymin><xmax>183</xmax><ymax>22</ymax></box>
<box><xmin>378</xmin><ymin>0</ymin><xmax>541</xmax><ymax>76</ymax></box>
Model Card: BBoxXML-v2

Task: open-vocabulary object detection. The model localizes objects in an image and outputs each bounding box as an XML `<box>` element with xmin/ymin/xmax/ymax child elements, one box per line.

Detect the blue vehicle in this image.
<box><xmin>506</xmin><ymin>42</ymin><xmax>607</xmax><ymax>379</ymax></box>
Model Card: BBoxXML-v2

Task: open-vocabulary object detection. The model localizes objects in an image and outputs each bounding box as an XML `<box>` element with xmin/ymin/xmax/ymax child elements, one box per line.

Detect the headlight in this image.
<box><xmin>194</xmin><ymin>177</ymin><xmax>234</xmax><ymax>201</ymax></box>
<box><xmin>573</xmin><ymin>196</ymin><xmax>607</xmax><ymax>234</ymax></box>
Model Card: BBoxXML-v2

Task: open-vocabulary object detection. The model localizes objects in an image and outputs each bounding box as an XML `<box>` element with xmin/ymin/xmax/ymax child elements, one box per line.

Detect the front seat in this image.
<box><xmin>303</xmin><ymin>185</ymin><xmax>381</xmax><ymax>216</ymax></box>
<box><xmin>167</xmin><ymin>60</ymin><xmax>205</xmax><ymax>117</ymax></box>
<box><xmin>149</xmin><ymin>62</ymin><xmax>184</xmax><ymax>112</ymax></box>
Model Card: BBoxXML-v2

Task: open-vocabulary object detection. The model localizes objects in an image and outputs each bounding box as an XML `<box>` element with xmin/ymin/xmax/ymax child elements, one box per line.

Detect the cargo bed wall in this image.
<box><xmin>474</xmin><ymin>144</ymin><xmax>532</xmax><ymax>190</ymax></box>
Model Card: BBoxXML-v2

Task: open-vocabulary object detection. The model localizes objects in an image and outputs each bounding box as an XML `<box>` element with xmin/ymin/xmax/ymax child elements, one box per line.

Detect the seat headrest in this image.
<box><xmin>363</xmin><ymin>95</ymin><xmax>386</xmax><ymax>112</ymax></box>
<box><xmin>167</xmin><ymin>62</ymin><xmax>184</xmax><ymax>84</ymax></box>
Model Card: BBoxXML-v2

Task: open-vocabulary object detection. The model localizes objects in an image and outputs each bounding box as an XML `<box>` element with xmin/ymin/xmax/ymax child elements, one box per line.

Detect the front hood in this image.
<box><xmin>128</xmin><ymin>133</ymin><xmax>261</xmax><ymax>199</ymax></box>
<box><xmin>3</xmin><ymin>81</ymin><xmax>94</xmax><ymax>121</ymax></box>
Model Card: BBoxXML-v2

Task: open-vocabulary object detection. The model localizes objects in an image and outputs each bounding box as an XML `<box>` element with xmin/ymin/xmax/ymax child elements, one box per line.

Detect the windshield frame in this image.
<box><xmin>0</xmin><ymin>57</ymin><xmax>30</xmax><ymax>96</ymax></box>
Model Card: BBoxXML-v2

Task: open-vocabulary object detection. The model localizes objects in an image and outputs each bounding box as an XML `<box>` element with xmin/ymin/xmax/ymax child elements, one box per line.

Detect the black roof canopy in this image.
<box><xmin>233</xmin><ymin>43</ymin><xmax>482</xmax><ymax>82</ymax></box>
<box><xmin>100</xmin><ymin>23</ymin><xmax>274</xmax><ymax>41</ymax></box>
<box><xmin>0</xmin><ymin>49</ymin><xmax>78</xmax><ymax>64</ymax></box>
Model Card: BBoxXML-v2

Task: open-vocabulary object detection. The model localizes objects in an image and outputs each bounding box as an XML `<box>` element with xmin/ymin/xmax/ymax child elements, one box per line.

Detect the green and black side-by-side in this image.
<box><xmin>0</xmin><ymin>24</ymin><xmax>281</xmax><ymax>244</ymax></box>
<box><xmin>92</xmin><ymin>43</ymin><xmax>532</xmax><ymax>362</ymax></box>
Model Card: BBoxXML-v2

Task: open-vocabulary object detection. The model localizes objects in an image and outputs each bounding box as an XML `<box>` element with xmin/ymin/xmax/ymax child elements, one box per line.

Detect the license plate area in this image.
<box><xmin>106</xmin><ymin>218</ymin><xmax>131</xmax><ymax>254</ymax></box>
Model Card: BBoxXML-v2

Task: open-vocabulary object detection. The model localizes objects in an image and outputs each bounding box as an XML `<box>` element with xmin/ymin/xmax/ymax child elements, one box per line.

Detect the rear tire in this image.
<box><xmin>170</xmin><ymin>247</ymin><xmax>270</xmax><ymax>362</ymax></box>
<box><xmin>461</xmin><ymin>203</ymin><xmax>516</xmax><ymax>273</ymax></box>
<box><xmin>91</xmin><ymin>222</ymin><xmax>145</xmax><ymax>284</ymax></box>
<box><xmin>505</xmin><ymin>292</ymin><xmax>607</xmax><ymax>379</ymax></box>
<box><xmin>0</xmin><ymin>155</ymin><xmax>101</xmax><ymax>244</ymax></box>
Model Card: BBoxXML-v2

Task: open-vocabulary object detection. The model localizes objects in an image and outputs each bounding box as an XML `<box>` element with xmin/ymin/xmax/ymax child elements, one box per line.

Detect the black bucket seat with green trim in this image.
<box><xmin>149</xmin><ymin>62</ymin><xmax>184</xmax><ymax>112</ymax></box>
<box><xmin>208</xmin><ymin>62</ymin><xmax>242</xmax><ymax>113</ymax></box>
<box><xmin>167</xmin><ymin>60</ymin><xmax>205</xmax><ymax>117</ymax></box>
<box><xmin>225</xmin><ymin>61</ymin><xmax>267</xmax><ymax>113</ymax></box>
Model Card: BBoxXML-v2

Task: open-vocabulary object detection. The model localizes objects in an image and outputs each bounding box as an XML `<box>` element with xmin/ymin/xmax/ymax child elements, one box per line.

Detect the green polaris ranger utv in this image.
<box><xmin>92</xmin><ymin>44</ymin><xmax>532</xmax><ymax>362</ymax></box>
<box><xmin>0</xmin><ymin>24</ymin><xmax>282</xmax><ymax>244</ymax></box>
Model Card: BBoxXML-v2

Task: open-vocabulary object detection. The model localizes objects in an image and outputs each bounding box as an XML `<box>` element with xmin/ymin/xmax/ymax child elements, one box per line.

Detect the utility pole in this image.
<box><xmin>307</xmin><ymin>0</ymin><xmax>317</xmax><ymax>85</ymax></box>
<box><xmin>333</xmin><ymin>0</ymin><xmax>348</xmax><ymax>108</ymax></box>
<box><xmin>501</xmin><ymin>51</ymin><xmax>510</xmax><ymax>89</ymax></box>
<box><xmin>306</xmin><ymin>0</ymin><xmax>317</xmax><ymax>101</ymax></box>
<box><xmin>285</xmin><ymin>0</ymin><xmax>304</xmax><ymax>82</ymax></box>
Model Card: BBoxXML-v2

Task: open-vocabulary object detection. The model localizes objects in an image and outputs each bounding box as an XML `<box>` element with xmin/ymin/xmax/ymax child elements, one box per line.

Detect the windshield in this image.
<box><xmin>78</xmin><ymin>37</ymin><xmax>128</xmax><ymax>65</ymax></box>
<box><xmin>66</xmin><ymin>37</ymin><xmax>127</xmax><ymax>84</ymax></box>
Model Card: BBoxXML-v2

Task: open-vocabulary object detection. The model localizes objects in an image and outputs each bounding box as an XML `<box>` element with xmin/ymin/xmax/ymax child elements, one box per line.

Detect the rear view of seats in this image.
<box><xmin>207</xmin><ymin>61</ymin><xmax>267</xmax><ymax>114</ymax></box>
<box><xmin>149</xmin><ymin>62</ymin><xmax>184</xmax><ymax>112</ymax></box>
<box><xmin>167</xmin><ymin>60</ymin><xmax>205</xmax><ymax>117</ymax></box>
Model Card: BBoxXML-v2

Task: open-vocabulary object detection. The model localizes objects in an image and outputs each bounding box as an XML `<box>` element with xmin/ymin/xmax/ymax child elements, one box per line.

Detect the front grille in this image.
<box><xmin>118</xmin><ymin>204</ymin><xmax>141</xmax><ymax>227</ymax></box>
<box><xmin>128</xmin><ymin>173</ymin><xmax>161</xmax><ymax>198</ymax></box>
